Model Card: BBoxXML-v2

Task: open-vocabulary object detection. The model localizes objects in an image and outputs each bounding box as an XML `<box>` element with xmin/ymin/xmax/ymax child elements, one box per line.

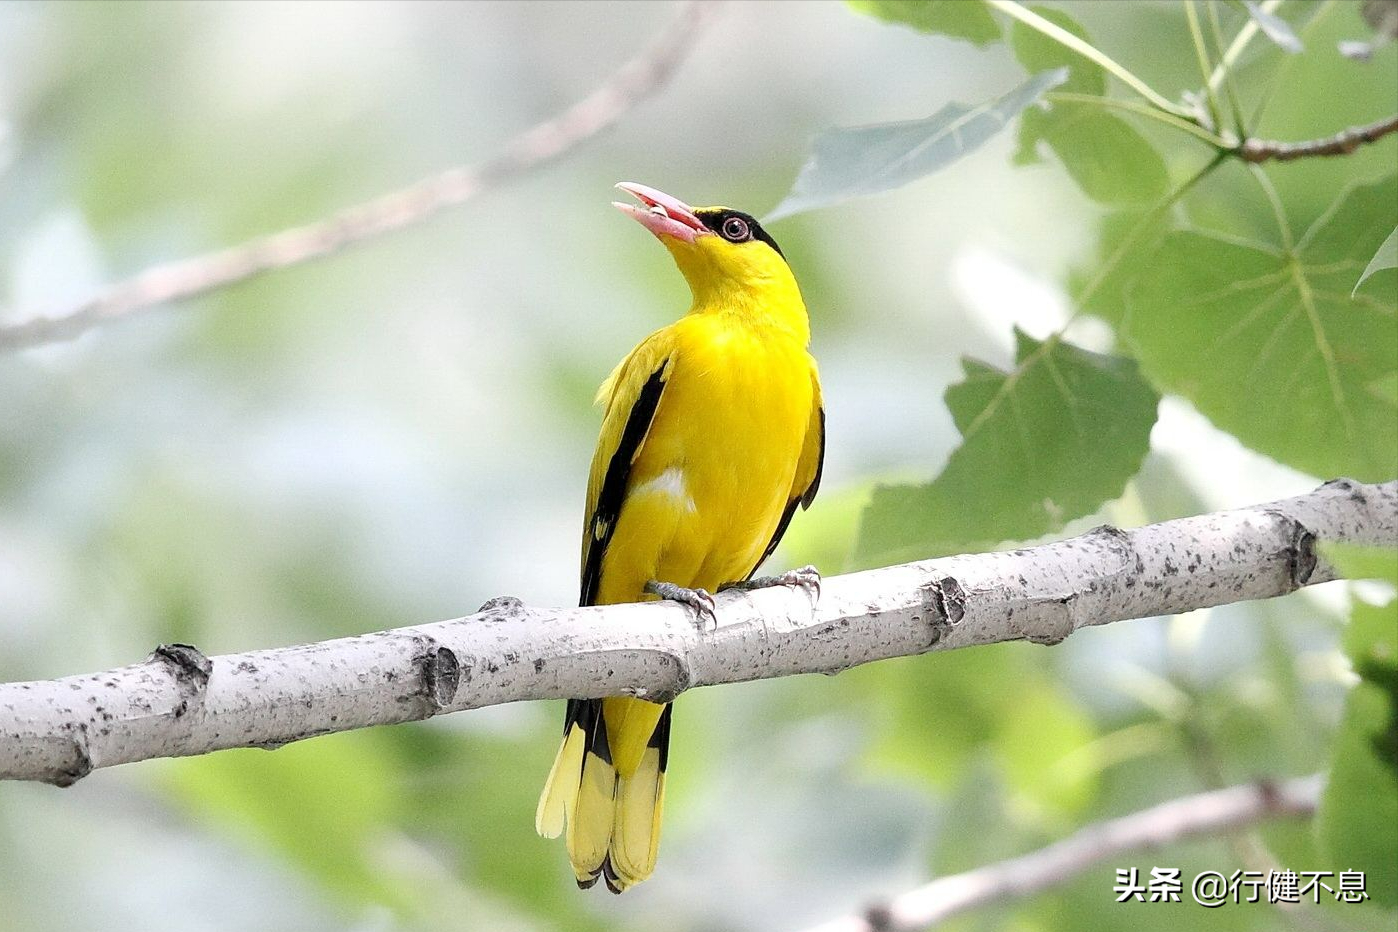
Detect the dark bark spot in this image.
<box><xmin>864</xmin><ymin>901</ymin><xmax>895</xmax><ymax>932</ymax></box>
<box><xmin>1287</xmin><ymin>521</ymin><xmax>1318</xmax><ymax>588</ymax></box>
<box><xmin>149</xmin><ymin>643</ymin><xmax>213</xmax><ymax>692</ymax></box>
<box><xmin>1090</xmin><ymin>524</ymin><xmax>1129</xmax><ymax>545</ymax></box>
<box><xmin>51</xmin><ymin>739</ymin><xmax>93</xmax><ymax>788</ymax></box>
<box><xmin>1322</xmin><ymin>477</ymin><xmax>1362</xmax><ymax>503</ymax></box>
<box><xmin>934</xmin><ymin>577</ymin><xmax>967</xmax><ymax>625</ymax></box>
<box><xmin>420</xmin><ymin>646</ymin><xmax>461</xmax><ymax>710</ymax></box>
<box><xmin>921</xmin><ymin>576</ymin><xmax>967</xmax><ymax>648</ymax></box>
<box><xmin>477</xmin><ymin>595</ymin><xmax>525</xmax><ymax>615</ymax></box>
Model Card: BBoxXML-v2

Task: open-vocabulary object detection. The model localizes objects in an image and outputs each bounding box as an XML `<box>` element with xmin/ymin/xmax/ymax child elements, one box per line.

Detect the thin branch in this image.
<box><xmin>1240</xmin><ymin>114</ymin><xmax>1398</xmax><ymax>162</ymax></box>
<box><xmin>801</xmin><ymin>775</ymin><xmax>1322</xmax><ymax>932</ymax></box>
<box><xmin>1020</xmin><ymin>88</ymin><xmax>1392</xmax><ymax>170</ymax></box>
<box><xmin>1</xmin><ymin>480</ymin><xmax>1393</xmax><ymax>786</ymax></box>
<box><xmin>0</xmin><ymin>0</ymin><xmax>722</xmax><ymax>353</ymax></box>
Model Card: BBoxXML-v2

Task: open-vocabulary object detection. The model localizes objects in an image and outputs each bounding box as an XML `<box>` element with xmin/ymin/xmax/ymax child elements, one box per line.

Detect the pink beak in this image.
<box><xmin>613</xmin><ymin>182</ymin><xmax>709</xmax><ymax>244</ymax></box>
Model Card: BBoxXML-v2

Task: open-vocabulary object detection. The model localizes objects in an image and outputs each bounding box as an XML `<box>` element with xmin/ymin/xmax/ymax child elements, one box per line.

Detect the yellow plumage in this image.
<box><xmin>536</xmin><ymin>184</ymin><xmax>824</xmax><ymax>892</ymax></box>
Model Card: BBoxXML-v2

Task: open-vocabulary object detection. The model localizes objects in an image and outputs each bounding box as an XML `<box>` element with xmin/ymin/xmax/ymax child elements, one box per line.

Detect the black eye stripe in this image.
<box><xmin>696</xmin><ymin>208</ymin><xmax>786</xmax><ymax>258</ymax></box>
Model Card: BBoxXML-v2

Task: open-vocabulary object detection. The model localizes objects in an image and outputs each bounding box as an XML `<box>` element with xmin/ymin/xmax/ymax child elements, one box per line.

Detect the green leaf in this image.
<box><xmin>853</xmin><ymin>330</ymin><xmax>1159</xmax><ymax>567</ymax></box>
<box><xmin>767</xmin><ymin>69</ymin><xmax>1067</xmax><ymax>221</ymax></box>
<box><xmin>847</xmin><ymin>0</ymin><xmax>1001</xmax><ymax>45</ymax></box>
<box><xmin>1019</xmin><ymin>105</ymin><xmax>1172</xmax><ymax>205</ymax></box>
<box><xmin>1010</xmin><ymin>6</ymin><xmax>1170</xmax><ymax>204</ymax></box>
<box><xmin>1009</xmin><ymin>5</ymin><xmax>1103</xmax><ymax>95</ymax></box>
<box><xmin>1317</xmin><ymin>594</ymin><xmax>1398</xmax><ymax>907</ymax></box>
<box><xmin>1124</xmin><ymin>175</ymin><xmax>1398</xmax><ymax>482</ymax></box>
<box><xmin>1354</xmin><ymin>225</ymin><xmax>1398</xmax><ymax>295</ymax></box>
<box><xmin>1243</xmin><ymin>0</ymin><xmax>1304</xmax><ymax>53</ymax></box>
<box><xmin>1070</xmin><ymin>208</ymin><xmax>1174</xmax><ymax>325</ymax></box>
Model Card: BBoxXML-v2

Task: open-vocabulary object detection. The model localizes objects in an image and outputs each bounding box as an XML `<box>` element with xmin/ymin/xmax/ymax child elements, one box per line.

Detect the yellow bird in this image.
<box><xmin>534</xmin><ymin>183</ymin><xmax>825</xmax><ymax>892</ymax></box>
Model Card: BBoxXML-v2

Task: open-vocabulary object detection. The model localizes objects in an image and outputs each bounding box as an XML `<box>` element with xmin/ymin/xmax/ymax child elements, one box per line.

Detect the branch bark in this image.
<box><xmin>1</xmin><ymin>479</ymin><xmax>1394</xmax><ymax>785</ymax></box>
<box><xmin>0</xmin><ymin>0</ymin><xmax>721</xmax><ymax>353</ymax></box>
<box><xmin>802</xmin><ymin>775</ymin><xmax>1323</xmax><ymax>932</ymax></box>
<box><xmin>1240</xmin><ymin>113</ymin><xmax>1398</xmax><ymax>162</ymax></box>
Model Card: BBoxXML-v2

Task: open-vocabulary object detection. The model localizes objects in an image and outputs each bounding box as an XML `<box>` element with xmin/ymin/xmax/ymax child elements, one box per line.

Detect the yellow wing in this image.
<box><xmin>748</xmin><ymin>360</ymin><xmax>824</xmax><ymax>577</ymax></box>
<box><xmin>579</xmin><ymin>331</ymin><xmax>675</xmax><ymax>606</ymax></box>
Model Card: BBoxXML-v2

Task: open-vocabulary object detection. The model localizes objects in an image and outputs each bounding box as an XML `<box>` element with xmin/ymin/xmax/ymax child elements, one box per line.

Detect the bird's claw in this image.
<box><xmin>783</xmin><ymin>565</ymin><xmax>823</xmax><ymax>602</ymax></box>
<box><xmin>646</xmin><ymin>580</ymin><xmax>718</xmax><ymax>631</ymax></box>
<box><xmin>721</xmin><ymin>564</ymin><xmax>822</xmax><ymax>605</ymax></box>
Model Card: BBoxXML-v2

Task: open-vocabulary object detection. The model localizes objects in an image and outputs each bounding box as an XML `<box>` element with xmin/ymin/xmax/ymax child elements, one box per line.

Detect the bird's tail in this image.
<box><xmin>535</xmin><ymin>696</ymin><xmax>671</xmax><ymax>893</ymax></box>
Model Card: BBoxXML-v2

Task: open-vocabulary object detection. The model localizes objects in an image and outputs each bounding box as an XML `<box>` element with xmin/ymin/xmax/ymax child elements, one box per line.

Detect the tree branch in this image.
<box><xmin>0</xmin><ymin>0</ymin><xmax>721</xmax><ymax>353</ymax></box>
<box><xmin>1240</xmin><ymin>113</ymin><xmax>1398</xmax><ymax>162</ymax></box>
<box><xmin>802</xmin><ymin>775</ymin><xmax>1323</xmax><ymax>932</ymax></box>
<box><xmin>1</xmin><ymin>479</ymin><xmax>1393</xmax><ymax>786</ymax></box>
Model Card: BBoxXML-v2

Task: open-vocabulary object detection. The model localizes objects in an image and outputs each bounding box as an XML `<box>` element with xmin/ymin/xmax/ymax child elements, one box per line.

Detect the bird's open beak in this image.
<box><xmin>613</xmin><ymin>182</ymin><xmax>709</xmax><ymax>244</ymax></box>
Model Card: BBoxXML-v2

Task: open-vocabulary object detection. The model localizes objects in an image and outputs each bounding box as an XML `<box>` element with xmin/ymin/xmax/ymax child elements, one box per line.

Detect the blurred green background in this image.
<box><xmin>1</xmin><ymin>2</ymin><xmax>1392</xmax><ymax>930</ymax></box>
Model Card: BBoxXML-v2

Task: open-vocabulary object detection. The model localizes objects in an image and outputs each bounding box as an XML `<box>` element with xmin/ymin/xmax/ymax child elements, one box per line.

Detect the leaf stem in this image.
<box><xmin>1207</xmin><ymin>0</ymin><xmax>1285</xmax><ymax>93</ymax></box>
<box><xmin>1185</xmin><ymin>0</ymin><xmax>1225</xmax><ymax>131</ymax></box>
<box><xmin>963</xmin><ymin>156</ymin><xmax>1227</xmax><ymax>445</ymax></box>
<box><xmin>985</xmin><ymin>0</ymin><xmax>1196</xmax><ymax>118</ymax></box>
<box><xmin>1046</xmin><ymin>93</ymin><xmax>1230</xmax><ymax>148</ymax></box>
<box><xmin>1077</xmin><ymin>152</ymin><xmax>1228</xmax><ymax>308</ymax></box>
<box><xmin>1206</xmin><ymin>0</ymin><xmax>1249</xmax><ymax>135</ymax></box>
<box><xmin>1248</xmin><ymin>164</ymin><xmax>1295</xmax><ymax>251</ymax></box>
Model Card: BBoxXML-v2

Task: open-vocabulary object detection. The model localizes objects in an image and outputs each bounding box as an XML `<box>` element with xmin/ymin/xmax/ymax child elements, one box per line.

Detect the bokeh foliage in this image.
<box><xmin>1</xmin><ymin>2</ymin><xmax>1395</xmax><ymax>931</ymax></box>
<box><xmin>825</xmin><ymin>3</ymin><xmax>1396</xmax><ymax>918</ymax></box>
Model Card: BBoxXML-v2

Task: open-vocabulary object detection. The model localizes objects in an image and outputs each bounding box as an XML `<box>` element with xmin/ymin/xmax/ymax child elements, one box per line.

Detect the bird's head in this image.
<box><xmin>613</xmin><ymin>182</ymin><xmax>801</xmax><ymax>313</ymax></box>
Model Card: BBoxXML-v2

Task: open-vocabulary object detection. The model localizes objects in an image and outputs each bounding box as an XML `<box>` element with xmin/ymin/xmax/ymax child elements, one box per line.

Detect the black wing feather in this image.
<box><xmin>580</xmin><ymin>361</ymin><xmax>669</xmax><ymax>606</ymax></box>
<box><xmin>748</xmin><ymin>405</ymin><xmax>825</xmax><ymax>579</ymax></box>
<box><xmin>802</xmin><ymin>407</ymin><xmax>825</xmax><ymax>508</ymax></box>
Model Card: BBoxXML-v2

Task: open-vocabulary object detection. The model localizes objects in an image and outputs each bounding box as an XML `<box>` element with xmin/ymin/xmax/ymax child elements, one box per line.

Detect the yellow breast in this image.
<box><xmin>597</xmin><ymin>312</ymin><xmax>816</xmax><ymax>602</ymax></box>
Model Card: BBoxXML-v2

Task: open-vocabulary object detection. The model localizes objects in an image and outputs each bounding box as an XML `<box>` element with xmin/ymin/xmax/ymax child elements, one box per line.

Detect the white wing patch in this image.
<box><xmin>630</xmin><ymin>467</ymin><xmax>696</xmax><ymax>513</ymax></box>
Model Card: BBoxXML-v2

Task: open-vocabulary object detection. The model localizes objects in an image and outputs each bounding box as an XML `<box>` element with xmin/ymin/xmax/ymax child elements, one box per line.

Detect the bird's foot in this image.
<box><xmin>645</xmin><ymin>580</ymin><xmax>717</xmax><ymax>631</ymax></box>
<box><xmin>721</xmin><ymin>564</ymin><xmax>822</xmax><ymax>604</ymax></box>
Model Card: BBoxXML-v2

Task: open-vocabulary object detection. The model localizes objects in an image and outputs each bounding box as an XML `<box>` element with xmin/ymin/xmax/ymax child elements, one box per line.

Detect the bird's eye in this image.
<box><xmin>721</xmin><ymin>216</ymin><xmax>750</xmax><ymax>242</ymax></box>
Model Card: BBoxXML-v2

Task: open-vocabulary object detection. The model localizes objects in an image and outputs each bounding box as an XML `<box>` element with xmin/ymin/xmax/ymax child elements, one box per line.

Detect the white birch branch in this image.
<box><xmin>0</xmin><ymin>0</ymin><xmax>721</xmax><ymax>352</ymax></box>
<box><xmin>1</xmin><ymin>479</ymin><xmax>1393</xmax><ymax>785</ymax></box>
<box><xmin>801</xmin><ymin>775</ymin><xmax>1323</xmax><ymax>932</ymax></box>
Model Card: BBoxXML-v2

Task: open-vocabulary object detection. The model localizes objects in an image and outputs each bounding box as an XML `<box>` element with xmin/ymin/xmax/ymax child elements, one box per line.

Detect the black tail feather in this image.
<box><xmin>602</xmin><ymin>854</ymin><xmax>624</xmax><ymax>894</ymax></box>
